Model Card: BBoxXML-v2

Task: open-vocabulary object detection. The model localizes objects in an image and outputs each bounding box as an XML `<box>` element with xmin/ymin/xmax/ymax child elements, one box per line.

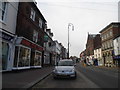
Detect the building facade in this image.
<box><xmin>86</xmin><ymin>33</ymin><xmax>101</xmax><ymax>65</ymax></box>
<box><xmin>1</xmin><ymin>2</ymin><xmax>19</xmax><ymax>71</ymax></box>
<box><xmin>14</xmin><ymin>2</ymin><xmax>46</xmax><ymax>70</ymax></box>
<box><xmin>93</xmin><ymin>34</ymin><xmax>103</xmax><ymax>66</ymax></box>
<box><xmin>99</xmin><ymin>22</ymin><xmax>120</xmax><ymax>67</ymax></box>
<box><xmin>94</xmin><ymin>48</ymin><xmax>103</xmax><ymax>66</ymax></box>
<box><xmin>113</xmin><ymin>36</ymin><xmax>120</xmax><ymax>67</ymax></box>
<box><xmin>52</xmin><ymin>40</ymin><xmax>61</xmax><ymax>65</ymax></box>
<box><xmin>44</xmin><ymin>29</ymin><xmax>54</xmax><ymax>66</ymax></box>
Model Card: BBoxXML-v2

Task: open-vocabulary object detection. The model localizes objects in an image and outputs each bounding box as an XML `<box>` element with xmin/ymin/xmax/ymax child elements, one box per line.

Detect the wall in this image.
<box><xmin>1</xmin><ymin>2</ymin><xmax>19</xmax><ymax>71</ymax></box>
<box><xmin>114</xmin><ymin>36</ymin><xmax>120</xmax><ymax>56</ymax></box>
<box><xmin>1</xmin><ymin>2</ymin><xmax>18</xmax><ymax>34</ymax></box>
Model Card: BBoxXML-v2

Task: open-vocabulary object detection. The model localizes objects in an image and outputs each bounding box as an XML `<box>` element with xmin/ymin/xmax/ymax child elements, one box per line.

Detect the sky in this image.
<box><xmin>36</xmin><ymin>0</ymin><xmax>119</xmax><ymax>57</ymax></box>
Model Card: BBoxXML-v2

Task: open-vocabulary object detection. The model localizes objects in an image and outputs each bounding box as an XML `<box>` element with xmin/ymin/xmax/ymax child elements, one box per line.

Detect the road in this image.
<box><xmin>31</xmin><ymin>63</ymin><xmax>119</xmax><ymax>88</ymax></box>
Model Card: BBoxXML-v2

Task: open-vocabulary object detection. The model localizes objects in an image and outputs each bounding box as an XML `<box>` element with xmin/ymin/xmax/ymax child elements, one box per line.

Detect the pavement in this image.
<box><xmin>2</xmin><ymin>66</ymin><xmax>53</xmax><ymax>89</ymax></box>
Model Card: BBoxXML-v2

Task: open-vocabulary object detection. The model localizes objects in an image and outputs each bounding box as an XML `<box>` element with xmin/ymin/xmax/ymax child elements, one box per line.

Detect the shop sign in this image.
<box><xmin>21</xmin><ymin>39</ymin><xmax>43</xmax><ymax>51</ymax></box>
<box><xmin>44</xmin><ymin>35</ymin><xmax>49</xmax><ymax>42</ymax></box>
<box><xmin>113</xmin><ymin>56</ymin><xmax>120</xmax><ymax>59</ymax></box>
<box><xmin>0</xmin><ymin>32</ymin><xmax>14</xmax><ymax>41</ymax></box>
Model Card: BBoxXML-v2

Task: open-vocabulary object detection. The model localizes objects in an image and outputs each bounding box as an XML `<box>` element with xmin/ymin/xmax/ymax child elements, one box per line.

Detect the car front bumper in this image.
<box><xmin>53</xmin><ymin>71</ymin><xmax>76</xmax><ymax>78</ymax></box>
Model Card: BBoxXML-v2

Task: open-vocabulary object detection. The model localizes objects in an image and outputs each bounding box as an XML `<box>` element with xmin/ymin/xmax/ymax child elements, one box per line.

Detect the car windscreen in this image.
<box><xmin>58</xmin><ymin>61</ymin><xmax>74</xmax><ymax>66</ymax></box>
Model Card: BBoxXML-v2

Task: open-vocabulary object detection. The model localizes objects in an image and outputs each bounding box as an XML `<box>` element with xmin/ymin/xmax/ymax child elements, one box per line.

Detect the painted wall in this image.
<box><xmin>1</xmin><ymin>2</ymin><xmax>19</xmax><ymax>34</ymax></box>
<box><xmin>114</xmin><ymin>36</ymin><xmax>120</xmax><ymax>56</ymax></box>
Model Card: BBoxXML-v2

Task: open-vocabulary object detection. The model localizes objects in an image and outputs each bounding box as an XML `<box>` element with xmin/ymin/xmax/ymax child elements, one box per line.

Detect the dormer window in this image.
<box><xmin>30</xmin><ymin>8</ymin><xmax>35</xmax><ymax>21</ymax></box>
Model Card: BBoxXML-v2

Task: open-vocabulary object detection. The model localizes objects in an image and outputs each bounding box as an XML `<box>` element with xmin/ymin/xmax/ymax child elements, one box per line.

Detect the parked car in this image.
<box><xmin>52</xmin><ymin>59</ymin><xmax>77</xmax><ymax>79</ymax></box>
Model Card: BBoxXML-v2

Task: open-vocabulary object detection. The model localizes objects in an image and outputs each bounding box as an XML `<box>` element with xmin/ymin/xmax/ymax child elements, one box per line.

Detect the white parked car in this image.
<box><xmin>52</xmin><ymin>59</ymin><xmax>77</xmax><ymax>79</ymax></box>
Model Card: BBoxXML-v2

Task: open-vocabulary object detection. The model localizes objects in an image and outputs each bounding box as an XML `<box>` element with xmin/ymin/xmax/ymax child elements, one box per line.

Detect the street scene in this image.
<box><xmin>1</xmin><ymin>0</ymin><xmax>120</xmax><ymax>89</ymax></box>
<box><xmin>31</xmin><ymin>63</ymin><xmax>119</xmax><ymax>88</ymax></box>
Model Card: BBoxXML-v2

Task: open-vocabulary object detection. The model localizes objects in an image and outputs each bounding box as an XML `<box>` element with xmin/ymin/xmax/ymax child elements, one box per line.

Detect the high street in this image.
<box><xmin>32</xmin><ymin>63</ymin><xmax>119</xmax><ymax>88</ymax></box>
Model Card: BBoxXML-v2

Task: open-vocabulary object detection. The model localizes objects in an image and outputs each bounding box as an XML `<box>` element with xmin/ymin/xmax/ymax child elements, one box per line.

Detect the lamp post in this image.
<box><xmin>67</xmin><ymin>23</ymin><xmax>74</xmax><ymax>59</ymax></box>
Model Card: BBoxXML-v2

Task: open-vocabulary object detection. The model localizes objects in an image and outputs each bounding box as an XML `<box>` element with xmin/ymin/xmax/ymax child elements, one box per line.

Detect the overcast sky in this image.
<box><xmin>36</xmin><ymin>0</ymin><xmax>119</xmax><ymax>57</ymax></box>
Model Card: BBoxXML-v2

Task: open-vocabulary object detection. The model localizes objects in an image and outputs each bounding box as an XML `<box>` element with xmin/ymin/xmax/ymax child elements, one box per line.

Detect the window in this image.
<box><xmin>14</xmin><ymin>46</ymin><xmax>19</xmax><ymax>67</ymax></box>
<box><xmin>116</xmin><ymin>38</ymin><xmax>119</xmax><ymax>42</ymax></box>
<box><xmin>110</xmin><ymin>40</ymin><xmax>113</xmax><ymax>47</ymax></box>
<box><xmin>49</xmin><ymin>42</ymin><xmax>51</xmax><ymax>47</ymax></box>
<box><xmin>102</xmin><ymin>36</ymin><xmax>104</xmax><ymax>41</ymax></box>
<box><xmin>34</xmin><ymin>51</ymin><xmax>42</xmax><ymax>66</ymax></box>
<box><xmin>108</xmin><ymin>41</ymin><xmax>110</xmax><ymax>48</ymax></box>
<box><xmin>110</xmin><ymin>30</ymin><xmax>112</xmax><ymax>36</ymax></box>
<box><xmin>30</xmin><ymin>8</ymin><xmax>35</xmax><ymax>21</ymax></box>
<box><xmin>33</xmin><ymin>30</ymin><xmax>38</xmax><ymax>42</ymax></box>
<box><xmin>0</xmin><ymin>2</ymin><xmax>7</xmax><ymax>22</ymax></box>
<box><xmin>104</xmin><ymin>43</ymin><xmax>107</xmax><ymax>49</ymax></box>
<box><xmin>106</xmin><ymin>33</ymin><xmax>109</xmax><ymax>38</ymax></box>
<box><xmin>2</xmin><ymin>41</ymin><xmax>9</xmax><ymax>70</ymax></box>
<box><xmin>18</xmin><ymin>47</ymin><xmax>30</xmax><ymax>67</ymax></box>
<box><xmin>104</xmin><ymin>34</ymin><xmax>106</xmax><ymax>40</ymax></box>
<box><xmin>102</xmin><ymin>43</ymin><xmax>104</xmax><ymax>49</ymax></box>
<box><xmin>39</xmin><ymin>18</ymin><xmax>42</xmax><ymax>28</ymax></box>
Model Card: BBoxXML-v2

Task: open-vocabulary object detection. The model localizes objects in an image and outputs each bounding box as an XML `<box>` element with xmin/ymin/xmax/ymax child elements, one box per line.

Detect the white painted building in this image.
<box><xmin>52</xmin><ymin>40</ymin><xmax>61</xmax><ymax>65</ymax></box>
<box><xmin>94</xmin><ymin>48</ymin><xmax>103</xmax><ymax>66</ymax></box>
<box><xmin>113</xmin><ymin>36</ymin><xmax>120</xmax><ymax>67</ymax></box>
<box><xmin>113</xmin><ymin>36</ymin><xmax>120</xmax><ymax>56</ymax></box>
<box><xmin>86</xmin><ymin>55</ymin><xmax>94</xmax><ymax>65</ymax></box>
<box><xmin>0</xmin><ymin>1</ymin><xmax>19</xmax><ymax>71</ymax></box>
<box><xmin>44</xmin><ymin>29</ymin><xmax>54</xmax><ymax>65</ymax></box>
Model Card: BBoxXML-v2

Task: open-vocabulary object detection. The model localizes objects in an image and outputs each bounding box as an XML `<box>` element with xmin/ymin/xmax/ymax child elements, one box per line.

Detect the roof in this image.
<box><xmin>99</xmin><ymin>22</ymin><xmax>120</xmax><ymax>33</ymax></box>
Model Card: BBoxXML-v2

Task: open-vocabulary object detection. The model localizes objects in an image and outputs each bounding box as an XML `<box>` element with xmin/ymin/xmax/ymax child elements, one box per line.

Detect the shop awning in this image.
<box><xmin>16</xmin><ymin>37</ymin><xmax>44</xmax><ymax>51</ymax></box>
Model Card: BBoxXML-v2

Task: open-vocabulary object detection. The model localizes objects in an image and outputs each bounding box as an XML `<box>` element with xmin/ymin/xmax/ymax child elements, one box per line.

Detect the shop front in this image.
<box><xmin>113</xmin><ymin>55</ymin><xmax>120</xmax><ymax>67</ymax></box>
<box><xmin>13</xmin><ymin>37</ymin><xmax>44</xmax><ymax>70</ymax></box>
<box><xmin>44</xmin><ymin>51</ymin><xmax>50</xmax><ymax>65</ymax></box>
<box><xmin>0</xmin><ymin>31</ymin><xmax>15</xmax><ymax>71</ymax></box>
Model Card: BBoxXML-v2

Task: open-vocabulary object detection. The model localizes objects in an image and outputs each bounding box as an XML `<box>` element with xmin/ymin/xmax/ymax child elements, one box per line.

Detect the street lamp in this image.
<box><xmin>67</xmin><ymin>23</ymin><xmax>74</xmax><ymax>59</ymax></box>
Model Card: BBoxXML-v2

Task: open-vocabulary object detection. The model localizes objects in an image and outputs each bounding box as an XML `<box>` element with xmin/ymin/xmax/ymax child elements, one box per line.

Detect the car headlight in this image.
<box><xmin>70</xmin><ymin>69</ymin><xmax>75</xmax><ymax>72</ymax></box>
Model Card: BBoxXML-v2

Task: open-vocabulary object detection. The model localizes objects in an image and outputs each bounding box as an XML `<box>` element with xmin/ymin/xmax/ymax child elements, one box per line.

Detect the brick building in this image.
<box><xmin>13</xmin><ymin>2</ymin><xmax>47</xmax><ymax>69</ymax></box>
<box><xmin>86</xmin><ymin>33</ymin><xmax>101</xmax><ymax>65</ymax></box>
<box><xmin>99</xmin><ymin>22</ymin><xmax>120</xmax><ymax>67</ymax></box>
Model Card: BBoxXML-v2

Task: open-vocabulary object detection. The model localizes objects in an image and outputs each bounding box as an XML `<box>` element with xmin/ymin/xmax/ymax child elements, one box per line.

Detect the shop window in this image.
<box><xmin>18</xmin><ymin>47</ymin><xmax>30</xmax><ymax>67</ymax></box>
<box><xmin>14</xmin><ymin>46</ymin><xmax>19</xmax><ymax>67</ymax></box>
<box><xmin>34</xmin><ymin>51</ymin><xmax>41</xmax><ymax>66</ymax></box>
<box><xmin>0</xmin><ymin>2</ymin><xmax>7</xmax><ymax>22</ymax></box>
<box><xmin>2</xmin><ymin>42</ymin><xmax>9</xmax><ymax>70</ymax></box>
